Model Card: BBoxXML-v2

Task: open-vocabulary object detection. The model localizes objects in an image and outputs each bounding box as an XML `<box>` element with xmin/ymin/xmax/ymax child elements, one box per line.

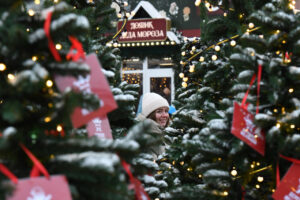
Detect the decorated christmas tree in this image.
<box><xmin>152</xmin><ymin>0</ymin><xmax>300</xmax><ymax>199</ymax></box>
<box><xmin>0</xmin><ymin>0</ymin><xmax>160</xmax><ymax>199</ymax></box>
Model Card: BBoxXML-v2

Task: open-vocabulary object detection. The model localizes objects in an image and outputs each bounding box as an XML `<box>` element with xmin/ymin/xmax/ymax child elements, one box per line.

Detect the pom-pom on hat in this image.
<box><xmin>140</xmin><ymin>93</ymin><xmax>169</xmax><ymax>118</ymax></box>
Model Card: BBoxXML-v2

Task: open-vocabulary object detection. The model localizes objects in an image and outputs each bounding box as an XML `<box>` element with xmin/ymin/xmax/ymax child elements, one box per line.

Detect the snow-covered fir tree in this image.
<box><xmin>0</xmin><ymin>0</ymin><xmax>163</xmax><ymax>199</ymax></box>
<box><xmin>151</xmin><ymin>0</ymin><xmax>299</xmax><ymax>199</ymax></box>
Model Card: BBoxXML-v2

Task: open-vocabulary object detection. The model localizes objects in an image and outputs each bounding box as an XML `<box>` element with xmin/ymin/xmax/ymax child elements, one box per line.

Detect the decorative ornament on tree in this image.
<box><xmin>55</xmin><ymin>53</ymin><xmax>118</xmax><ymax>128</ymax></box>
<box><xmin>273</xmin><ymin>156</ymin><xmax>300</xmax><ymax>200</ymax></box>
<box><xmin>5</xmin><ymin>145</ymin><xmax>72</xmax><ymax>200</ymax></box>
<box><xmin>231</xmin><ymin>65</ymin><xmax>265</xmax><ymax>155</ymax></box>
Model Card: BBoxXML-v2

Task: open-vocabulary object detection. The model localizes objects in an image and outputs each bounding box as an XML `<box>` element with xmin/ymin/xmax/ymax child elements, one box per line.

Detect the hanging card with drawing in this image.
<box><xmin>55</xmin><ymin>53</ymin><xmax>117</xmax><ymax>128</ymax></box>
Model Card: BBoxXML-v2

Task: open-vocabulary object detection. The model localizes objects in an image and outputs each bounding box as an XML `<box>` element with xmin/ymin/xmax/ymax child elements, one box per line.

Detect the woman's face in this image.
<box><xmin>154</xmin><ymin>107</ymin><xmax>169</xmax><ymax>127</ymax></box>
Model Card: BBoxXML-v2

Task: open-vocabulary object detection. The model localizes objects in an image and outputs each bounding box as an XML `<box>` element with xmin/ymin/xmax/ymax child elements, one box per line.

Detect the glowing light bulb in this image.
<box><xmin>195</xmin><ymin>0</ymin><xmax>201</xmax><ymax>6</ymax></box>
<box><xmin>276</xmin><ymin>123</ymin><xmax>281</xmax><ymax>128</ymax></box>
<box><xmin>124</xmin><ymin>1</ymin><xmax>128</xmax><ymax>6</ymax></box>
<box><xmin>182</xmin><ymin>82</ymin><xmax>187</xmax><ymax>88</ymax></box>
<box><xmin>230</xmin><ymin>40</ymin><xmax>236</xmax><ymax>46</ymax></box>
<box><xmin>231</xmin><ymin>169</ymin><xmax>238</xmax><ymax>176</ymax></box>
<box><xmin>214</xmin><ymin>45</ymin><xmax>220</xmax><ymax>51</ymax></box>
<box><xmin>46</xmin><ymin>80</ymin><xmax>53</xmax><ymax>87</ymax></box>
<box><xmin>289</xmin><ymin>88</ymin><xmax>294</xmax><ymax>93</ymax></box>
<box><xmin>181</xmin><ymin>52</ymin><xmax>186</xmax><ymax>56</ymax></box>
<box><xmin>180</xmin><ymin>161</ymin><xmax>184</xmax><ymax>165</ymax></box>
<box><xmin>7</xmin><ymin>74</ymin><xmax>15</xmax><ymax>81</ymax></box>
<box><xmin>192</xmin><ymin>46</ymin><xmax>196</xmax><ymax>51</ymax></box>
<box><xmin>183</xmin><ymin>77</ymin><xmax>188</xmax><ymax>82</ymax></box>
<box><xmin>28</xmin><ymin>9</ymin><xmax>35</xmax><ymax>16</ymax></box>
<box><xmin>224</xmin><ymin>12</ymin><xmax>227</xmax><ymax>17</ymax></box>
<box><xmin>44</xmin><ymin>117</ymin><xmax>51</xmax><ymax>123</ymax></box>
<box><xmin>55</xmin><ymin>43</ymin><xmax>62</xmax><ymax>50</ymax></box>
<box><xmin>32</xmin><ymin>56</ymin><xmax>38</xmax><ymax>61</ymax></box>
<box><xmin>179</xmin><ymin>73</ymin><xmax>184</xmax><ymax>78</ymax></box>
<box><xmin>290</xmin><ymin>124</ymin><xmax>295</xmax><ymax>129</ymax></box>
<box><xmin>34</xmin><ymin>0</ymin><xmax>40</xmax><ymax>4</ymax></box>
<box><xmin>257</xmin><ymin>176</ymin><xmax>264</xmax><ymax>182</ymax></box>
<box><xmin>0</xmin><ymin>63</ymin><xmax>6</xmax><ymax>71</ymax></box>
<box><xmin>255</xmin><ymin>184</ymin><xmax>260</xmax><ymax>189</ymax></box>
<box><xmin>56</xmin><ymin>125</ymin><xmax>63</xmax><ymax>132</ymax></box>
<box><xmin>199</xmin><ymin>56</ymin><xmax>204</xmax><ymax>62</ymax></box>
<box><xmin>212</xmin><ymin>55</ymin><xmax>217</xmax><ymax>61</ymax></box>
<box><xmin>248</xmin><ymin>22</ymin><xmax>255</xmax><ymax>29</ymax></box>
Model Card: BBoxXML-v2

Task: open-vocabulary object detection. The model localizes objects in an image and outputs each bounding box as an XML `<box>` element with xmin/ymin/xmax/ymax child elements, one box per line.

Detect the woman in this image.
<box><xmin>136</xmin><ymin>92</ymin><xmax>170</xmax><ymax>159</ymax></box>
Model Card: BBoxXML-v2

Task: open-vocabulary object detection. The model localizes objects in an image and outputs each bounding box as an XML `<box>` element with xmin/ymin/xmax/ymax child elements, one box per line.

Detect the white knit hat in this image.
<box><xmin>140</xmin><ymin>93</ymin><xmax>169</xmax><ymax>118</ymax></box>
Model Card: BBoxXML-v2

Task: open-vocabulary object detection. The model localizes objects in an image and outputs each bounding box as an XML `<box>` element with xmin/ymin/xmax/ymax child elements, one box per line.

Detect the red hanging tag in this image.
<box><xmin>7</xmin><ymin>175</ymin><xmax>72</xmax><ymax>200</ymax></box>
<box><xmin>273</xmin><ymin>155</ymin><xmax>300</xmax><ymax>200</ymax></box>
<box><xmin>121</xmin><ymin>159</ymin><xmax>150</xmax><ymax>200</ymax></box>
<box><xmin>54</xmin><ymin>53</ymin><xmax>118</xmax><ymax>128</ymax></box>
<box><xmin>0</xmin><ymin>164</ymin><xmax>18</xmax><ymax>184</ymax></box>
<box><xmin>66</xmin><ymin>36</ymin><xmax>85</xmax><ymax>61</ymax></box>
<box><xmin>231</xmin><ymin>65</ymin><xmax>265</xmax><ymax>155</ymax></box>
<box><xmin>19</xmin><ymin>143</ymin><xmax>49</xmax><ymax>179</ymax></box>
<box><xmin>273</xmin><ymin>163</ymin><xmax>300</xmax><ymax>200</ymax></box>
<box><xmin>44</xmin><ymin>12</ymin><xmax>62</xmax><ymax>61</ymax></box>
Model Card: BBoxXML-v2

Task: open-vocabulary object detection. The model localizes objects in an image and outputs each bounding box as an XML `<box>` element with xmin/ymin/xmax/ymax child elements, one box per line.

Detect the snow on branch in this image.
<box><xmin>55</xmin><ymin>151</ymin><xmax>119</xmax><ymax>173</ymax></box>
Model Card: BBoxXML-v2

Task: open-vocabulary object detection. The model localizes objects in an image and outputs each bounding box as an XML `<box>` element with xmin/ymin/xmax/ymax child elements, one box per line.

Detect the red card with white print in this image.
<box><xmin>272</xmin><ymin>163</ymin><xmax>300</xmax><ymax>200</ymax></box>
<box><xmin>6</xmin><ymin>175</ymin><xmax>72</xmax><ymax>200</ymax></box>
<box><xmin>231</xmin><ymin>102</ymin><xmax>265</xmax><ymax>156</ymax></box>
<box><xmin>86</xmin><ymin>116</ymin><xmax>113</xmax><ymax>139</ymax></box>
<box><xmin>55</xmin><ymin>53</ymin><xmax>117</xmax><ymax>128</ymax></box>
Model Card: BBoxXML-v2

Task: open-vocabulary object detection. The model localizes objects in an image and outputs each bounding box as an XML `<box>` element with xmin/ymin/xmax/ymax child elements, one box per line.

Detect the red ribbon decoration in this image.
<box><xmin>30</xmin><ymin>165</ymin><xmax>41</xmax><ymax>177</ymax></box>
<box><xmin>241</xmin><ymin>186</ymin><xmax>245</xmax><ymax>200</ymax></box>
<box><xmin>66</xmin><ymin>36</ymin><xmax>85</xmax><ymax>61</ymax></box>
<box><xmin>44</xmin><ymin>12</ymin><xmax>62</xmax><ymax>61</ymax></box>
<box><xmin>19</xmin><ymin>143</ymin><xmax>50</xmax><ymax>179</ymax></box>
<box><xmin>256</xmin><ymin>65</ymin><xmax>262</xmax><ymax>114</ymax></box>
<box><xmin>0</xmin><ymin>164</ymin><xmax>18</xmax><ymax>184</ymax></box>
<box><xmin>241</xmin><ymin>64</ymin><xmax>262</xmax><ymax>114</ymax></box>
<box><xmin>276</xmin><ymin>162</ymin><xmax>280</xmax><ymax>188</ymax></box>
<box><xmin>280</xmin><ymin>154</ymin><xmax>300</xmax><ymax>164</ymax></box>
<box><xmin>241</xmin><ymin>73</ymin><xmax>256</xmax><ymax>110</ymax></box>
<box><xmin>121</xmin><ymin>159</ymin><xmax>150</xmax><ymax>200</ymax></box>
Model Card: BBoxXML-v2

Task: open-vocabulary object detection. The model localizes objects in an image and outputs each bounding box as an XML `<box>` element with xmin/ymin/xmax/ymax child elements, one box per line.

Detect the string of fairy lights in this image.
<box><xmin>151</xmin><ymin>0</ymin><xmax>300</xmax><ymax>196</ymax></box>
<box><xmin>0</xmin><ymin>0</ymin><xmax>130</xmax><ymax>137</ymax></box>
<box><xmin>179</xmin><ymin>0</ymin><xmax>298</xmax><ymax>88</ymax></box>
